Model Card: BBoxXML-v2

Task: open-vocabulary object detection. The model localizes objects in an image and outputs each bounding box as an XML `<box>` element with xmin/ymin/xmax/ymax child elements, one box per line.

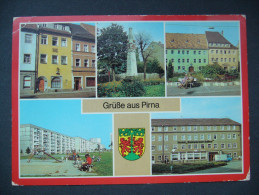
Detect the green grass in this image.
<box><xmin>89</xmin><ymin>152</ymin><xmax>113</xmax><ymax>176</ymax></box>
<box><xmin>143</xmin><ymin>84</ymin><xmax>165</xmax><ymax>97</ymax></box>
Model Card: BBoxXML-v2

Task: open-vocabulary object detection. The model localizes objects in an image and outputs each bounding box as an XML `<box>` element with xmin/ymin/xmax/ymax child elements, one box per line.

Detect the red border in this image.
<box><xmin>12</xmin><ymin>15</ymin><xmax>250</xmax><ymax>185</ymax></box>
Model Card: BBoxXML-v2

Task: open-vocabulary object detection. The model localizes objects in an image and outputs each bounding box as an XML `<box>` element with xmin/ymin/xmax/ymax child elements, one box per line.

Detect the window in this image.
<box><xmin>164</xmin><ymin>126</ymin><xmax>168</xmax><ymax>131</ymax></box>
<box><xmin>172</xmin><ymin>154</ymin><xmax>178</xmax><ymax>160</ymax></box>
<box><xmin>61</xmin><ymin>38</ymin><xmax>67</xmax><ymax>47</ymax></box>
<box><xmin>213</xmin><ymin>126</ymin><xmax>217</xmax><ymax>130</ymax></box>
<box><xmin>41</xmin><ymin>35</ymin><xmax>47</xmax><ymax>44</ymax></box>
<box><xmin>51</xmin><ymin>77</ymin><xmax>61</xmax><ymax>88</ymax></box>
<box><xmin>164</xmin><ymin>145</ymin><xmax>168</xmax><ymax>151</ymax></box>
<box><xmin>173</xmin><ymin>126</ymin><xmax>177</xmax><ymax>131</ymax></box>
<box><xmin>187</xmin><ymin>126</ymin><xmax>191</xmax><ymax>131</ymax></box>
<box><xmin>198</xmin><ymin>51</ymin><xmax>201</xmax><ymax>55</ymax></box>
<box><xmin>182</xmin><ymin>50</ymin><xmax>184</xmax><ymax>54</ymax></box>
<box><xmin>182</xmin><ymin>59</ymin><xmax>185</xmax><ymax>63</ymax></box>
<box><xmin>42</xmin><ymin>23</ymin><xmax>47</xmax><ymax>27</ymax></box>
<box><xmin>54</xmin><ymin>24</ymin><xmax>58</xmax><ymax>29</ymax></box>
<box><xmin>52</xmin><ymin>37</ymin><xmax>58</xmax><ymax>46</ymax></box>
<box><xmin>178</xmin><ymin>66</ymin><xmax>180</xmax><ymax>70</ymax></box>
<box><xmin>201</xmin><ymin>144</ymin><xmax>205</xmax><ymax>149</ymax></box>
<box><xmin>187</xmin><ymin>50</ymin><xmax>189</xmax><ymax>54</ymax></box>
<box><xmin>152</xmin><ymin>127</ymin><xmax>154</xmax><ymax>132</ymax></box>
<box><xmin>158</xmin><ymin>127</ymin><xmax>162</xmax><ymax>132</ymax></box>
<box><xmin>207</xmin><ymin>134</ymin><xmax>211</xmax><ymax>140</ymax></box>
<box><xmin>187</xmin><ymin>135</ymin><xmax>191</xmax><ymax>140</ymax></box>
<box><xmin>23</xmin><ymin>76</ymin><xmax>31</xmax><ymax>88</ymax></box>
<box><xmin>52</xmin><ymin>55</ymin><xmax>58</xmax><ymax>64</ymax></box>
<box><xmin>194</xmin><ymin>153</ymin><xmax>200</xmax><ymax>159</ymax></box>
<box><xmin>204</xmin><ymin>59</ymin><xmax>206</xmax><ymax>63</ymax></box>
<box><xmin>158</xmin><ymin>156</ymin><xmax>162</xmax><ymax>161</ymax></box>
<box><xmin>152</xmin><ymin>135</ymin><xmax>155</xmax><ymax>141</ymax></box>
<box><xmin>178</xmin><ymin>59</ymin><xmax>181</xmax><ymax>63</ymax></box>
<box><xmin>216</xmin><ymin>58</ymin><xmax>218</xmax><ymax>62</ymax></box>
<box><xmin>200</xmin><ymin>134</ymin><xmax>204</xmax><ymax>140</ymax></box>
<box><xmin>229</xmin><ymin>58</ymin><xmax>231</xmax><ymax>62</ymax></box>
<box><xmin>221</xmin><ymin>134</ymin><xmax>225</xmax><ymax>139</ymax></box>
<box><xmin>25</xmin><ymin>34</ymin><xmax>32</xmax><ymax>43</ymax></box>
<box><xmin>193</xmin><ymin>126</ymin><xmax>197</xmax><ymax>131</ymax></box>
<box><xmin>158</xmin><ymin>136</ymin><xmax>162</xmax><ymax>141</ymax></box>
<box><xmin>194</xmin><ymin>144</ymin><xmax>198</xmax><ymax>149</ymax></box>
<box><xmin>24</xmin><ymin>54</ymin><xmax>31</xmax><ymax>64</ymax></box>
<box><xmin>233</xmin><ymin>152</ymin><xmax>237</xmax><ymax>158</ymax></box>
<box><xmin>227</xmin><ymin>125</ymin><xmax>231</xmax><ymax>130</ymax></box>
<box><xmin>213</xmin><ymin>134</ymin><xmax>217</xmax><ymax>140</ymax></box>
<box><xmin>188</xmin><ymin>144</ymin><xmax>192</xmax><ymax>149</ymax></box>
<box><xmin>178</xmin><ymin>50</ymin><xmax>180</xmax><ymax>54</ymax></box>
<box><xmin>199</xmin><ymin>59</ymin><xmax>201</xmax><ymax>63</ymax></box>
<box><xmin>233</xmin><ymin>134</ymin><xmax>237</xmax><ymax>139</ymax></box>
<box><xmin>207</xmin><ymin>126</ymin><xmax>211</xmax><ymax>130</ymax></box>
<box><xmin>194</xmin><ymin>59</ymin><xmax>196</xmax><ymax>63</ymax></box>
<box><xmin>214</xmin><ymin>144</ymin><xmax>218</xmax><ymax>149</ymax></box>
<box><xmin>227</xmin><ymin>134</ymin><xmax>231</xmax><ymax>139</ymax></box>
<box><xmin>61</xmin><ymin>56</ymin><xmax>67</xmax><ymax>65</ymax></box>
<box><xmin>152</xmin><ymin>146</ymin><xmax>155</xmax><ymax>151</ymax></box>
<box><xmin>181</xmin><ymin>135</ymin><xmax>185</xmax><ymax>141</ymax></box>
<box><xmin>171</xmin><ymin>59</ymin><xmax>174</xmax><ymax>62</ymax></box>
<box><xmin>181</xmin><ymin>144</ymin><xmax>186</xmax><ymax>149</ymax></box>
<box><xmin>75</xmin><ymin>59</ymin><xmax>81</xmax><ymax>67</ymax></box>
<box><xmin>84</xmin><ymin>45</ymin><xmax>88</xmax><ymax>52</ymax></box>
<box><xmin>40</xmin><ymin>54</ymin><xmax>47</xmax><ymax>64</ymax></box>
<box><xmin>173</xmin><ymin>144</ymin><xmax>178</xmax><ymax>149</ymax></box>
<box><xmin>228</xmin><ymin>143</ymin><xmax>232</xmax><ymax>148</ymax></box>
<box><xmin>221</xmin><ymin>143</ymin><xmax>225</xmax><ymax>149</ymax></box>
<box><xmin>173</xmin><ymin>135</ymin><xmax>177</xmax><ymax>141</ymax></box>
<box><xmin>224</xmin><ymin>58</ymin><xmax>227</xmax><ymax>62</ymax></box>
<box><xmin>208</xmin><ymin>144</ymin><xmax>212</xmax><ymax>148</ymax></box>
<box><xmin>76</xmin><ymin>43</ymin><xmax>80</xmax><ymax>51</ymax></box>
<box><xmin>152</xmin><ymin>156</ymin><xmax>154</xmax><ymax>161</ymax></box>
<box><xmin>181</xmin><ymin>126</ymin><xmax>185</xmax><ymax>131</ymax></box>
<box><xmin>200</xmin><ymin>126</ymin><xmax>204</xmax><ymax>131</ymax></box>
<box><xmin>193</xmin><ymin>51</ymin><xmax>196</xmax><ymax>54</ymax></box>
<box><xmin>221</xmin><ymin>58</ymin><xmax>223</xmax><ymax>62</ymax></box>
<box><xmin>91</xmin><ymin>45</ymin><xmax>95</xmax><ymax>53</ymax></box>
<box><xmin>92</xmin><ymin>60</ymin><xmax>96</xmax><ymax>67</ymax></box>
<box><xmin>211</xmin><ymin>50</ymin><xmax>214</xmax><ymax>54</ymax></box>
<box><xmin>158</xmin><ymin>145</ymin><xmax>162</xmax><ymax>151</ymax></box>
<box><xmin>221</xmin><ymin>126</ymin><xmax>224</xmax><ymax>130</ymax></box>
<box><xmin>194</xmin><ymin>135</ymin><xmax>198</xmax><ymax>140</ymax></box>
<box><xmin>182</xmin><ymin>66</ymin><xmax>185</xmax><ymax>70</ymax></box>
<box><xmin>187</xmin><ymin>59</ymin><xmax>189</xmax><ymax>63</ymax></box>
<box><xmin>84</xmin><ymin>59</ymin><xmax>89</xmax><ymax>67</ymax></box>
<box><xmin>233</xmin><ymin>58</ymin><xmax>236</xmax><ymax>62</ymax></box>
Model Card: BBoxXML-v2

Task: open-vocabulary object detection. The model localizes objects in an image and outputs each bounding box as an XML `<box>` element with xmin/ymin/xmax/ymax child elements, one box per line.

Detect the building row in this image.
<box><xmin>151</xmin><ymin>118</ymin><xmax>242</xmax><ymax>163</ymax></box>
<box><xmin>20</xmin><ymin>124</ymin><xmax>105</xmax><ymax>154</ymax></box>
<box><xmin>20</xmin><ymin>23</ymin><xmax>96</xmax><ymax>96</ymax></box>
<box><xmin>166</xmin><ymin>31</ymin><xmax>239</xmax><ymax>73</ymax></box>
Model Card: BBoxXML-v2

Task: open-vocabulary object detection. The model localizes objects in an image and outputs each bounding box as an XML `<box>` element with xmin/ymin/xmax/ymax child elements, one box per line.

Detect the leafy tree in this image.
<box><xmin>26</xmin><ymin>147</ymin><xmax>31</xmax><ymax>154</ymax></box>
<box><xmin>167</xmin><ymin>60</ymin><xmax>174</xmax><ymax>81</ymax></box>
<box><xmin>147</xmin><ymin>58</ymin><xmax>164</xmax><ymax>77</ymax></box>
<box><xmin>135</xmin><ymin>32</ymin><xmax>153</xmax><ymax>80</ymax></box>
<box><xmin>200</xmin><ymin>64</ymin><xmax>226</xmax><ymax>79</ymax></box>
<box><xmin>97</xmin><ymin>24</ymin><xmax>128</xmax><ymax>81</ymax></box>
<box><xmin>137</xmin><ymin>61</ymin><xmax>144</xmax><ymax>73</ymax></box>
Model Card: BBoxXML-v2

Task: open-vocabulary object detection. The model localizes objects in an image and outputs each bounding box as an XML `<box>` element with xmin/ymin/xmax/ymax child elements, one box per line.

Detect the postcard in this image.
<box><xmin>12</xmin><ymin>15</ymin><xmax>249</xmax><ymax>185</ymax></box>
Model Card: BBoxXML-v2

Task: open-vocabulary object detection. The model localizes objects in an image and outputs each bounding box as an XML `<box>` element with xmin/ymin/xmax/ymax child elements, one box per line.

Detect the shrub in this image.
<box><xmin>121</xmin><ymin>78</ymin><xmax>145</xmax><ymax>97</ymax></box>
<box><xmin>167</xmin><ymin>61</ymin><xmax>174</xmax><ymax>81</ymax></box>
<box><xmin>152</xmin><ymin>164</ymin><xmax>172</xmax><ymax>173</ymax></box>
<box><xmin>97</xmin><ymin>81</ymin><xmax>122</xmax><ymax>97</ymax></box>
<box><xmin>200</xmin><ymin>64</ymin><xmax>226</xmax><ymax>79</ymax></box>
<box><xmin>142</xmin><ymin>78</ymin><xmax>165</xmax><ymax>86</ymax></box>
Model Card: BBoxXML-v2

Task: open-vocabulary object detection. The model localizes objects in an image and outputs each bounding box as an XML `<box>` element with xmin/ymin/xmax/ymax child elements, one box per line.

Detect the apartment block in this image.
<box><xmin>151</xmin><ymin>118</ymin><xmax>242</xmax><ymax>164</ymax></box>
<box><xmin>20</xmin><ymin>124</ymin><xmax>104</xmax><ymax>154</ymax></box>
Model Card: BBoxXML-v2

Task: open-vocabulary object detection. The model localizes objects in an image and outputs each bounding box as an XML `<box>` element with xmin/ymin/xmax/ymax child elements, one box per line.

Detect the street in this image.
<box><xmin>20</xmin><ymin>91</ymin><xmax>96</xmax><ymax>99</ymax></box>
<box><xmin>167</xmin><ymin>85</ymin><xmax>241</xmax><ymax>96</ymax></box>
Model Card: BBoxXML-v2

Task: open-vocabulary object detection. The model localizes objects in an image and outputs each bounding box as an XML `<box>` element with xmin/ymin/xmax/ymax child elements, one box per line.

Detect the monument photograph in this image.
<box><xmin>97</xmin><ymin>22</ymin><xmax>165</xmax><ymax>97</ymax></box>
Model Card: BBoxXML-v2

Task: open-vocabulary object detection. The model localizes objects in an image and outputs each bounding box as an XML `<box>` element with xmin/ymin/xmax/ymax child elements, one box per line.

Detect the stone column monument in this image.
<box><xmin>126</xmin><ymin>28</ymin><xmax>138</xmax><ymax>76</ymax></box>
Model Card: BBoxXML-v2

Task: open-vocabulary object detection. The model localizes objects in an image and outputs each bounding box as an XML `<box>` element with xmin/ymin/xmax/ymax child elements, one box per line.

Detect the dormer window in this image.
<box><xmin>62</xmin><ymin>25</ymin><xmax>66</xmax><ymax>30</ymax></box>
<box><xmin>42</xmin><ymin>24</ymin><xmax>47</xmax><ymax>27</ymax></box>
<box><xmin>54</xmin><ymin>24</ymin><xmax>58</xmax><ymax>29</ymax></box>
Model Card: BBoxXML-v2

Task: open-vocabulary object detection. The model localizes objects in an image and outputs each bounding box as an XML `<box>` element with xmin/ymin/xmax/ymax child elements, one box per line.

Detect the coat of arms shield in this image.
<box><xmin>118</xmin><ymin>128</ymin><xmax>145</xmax><ymax>161</ymax></box>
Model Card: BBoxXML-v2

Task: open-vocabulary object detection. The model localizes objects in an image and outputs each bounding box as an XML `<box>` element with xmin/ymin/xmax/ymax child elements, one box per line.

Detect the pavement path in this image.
<box><xmin>167</xmin><ymin>85</ymin><xmax>241</xmax><ymax>96</ymax></box>
<box><xmin>21</xmin><ymin>91</ymin><xmax>96</xmax><ymax>99</ymax></box>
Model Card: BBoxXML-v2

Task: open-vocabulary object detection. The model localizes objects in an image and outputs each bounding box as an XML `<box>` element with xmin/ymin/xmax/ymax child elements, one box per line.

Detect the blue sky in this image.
<box><xmin>20</xmin><ymin>100</ymin><xmax>112</xmax><ymax>148</ymax></box>
<box><xmin>97</xmin><ymin>22</ymin><xmax>164</xmax><ymax>43</ymax></box>
<box><xmin>166</xmin><ymin>21</ymin><xmax>240</xmax><ymax>46</ymax></box>
<box><xmin>73</xmin><ymin>22</ymin><xmax>95</xmax><ymax>26</ymax></box>
<box><xmin>152</xmin><ymin>97</ymin><xmax>242</xmax><ymax>123</ymax></box>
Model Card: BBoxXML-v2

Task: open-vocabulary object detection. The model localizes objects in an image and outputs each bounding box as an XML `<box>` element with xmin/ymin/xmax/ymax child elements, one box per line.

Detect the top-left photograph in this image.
<box><xmin>19</xmin><ymin>23</ymin><xmax>96</xmax><ymax>99</ymax></box>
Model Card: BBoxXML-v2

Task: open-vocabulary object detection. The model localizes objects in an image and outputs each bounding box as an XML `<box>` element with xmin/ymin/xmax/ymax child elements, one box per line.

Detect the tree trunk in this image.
<box><xmin>112</xmin><ymin>66</ymin><xmax>116</xmax><ymax>82</ymax></box>
<box><xmin>143</xmin><ymin>61</ymin><xmax>147</xmax><ymax>80</ymax></box>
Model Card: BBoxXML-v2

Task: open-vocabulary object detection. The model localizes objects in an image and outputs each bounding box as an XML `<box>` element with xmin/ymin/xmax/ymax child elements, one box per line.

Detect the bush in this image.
<box><xmin>97</xmin><ymin>81</ymin><xmax>122</xmax><ymax>97</ymax></box>
<box><xmin>200</xmin><ymin>64</ymin><xmax>226</xmax><ymax>79</ymax></box>
<box><xmin>167</xmin><ymin>61</ymin><xmax>174</xmax><ymax>81</ymax></box>
<box><xmin>121</xmin><ymin>78</ymin><xmax>145</xmax><ymax>97</ymax></box>
<box><xmin>152</xmin><ymin>164</ymin><xmax>172</xmax><ymax>173</ymax></box>
<box><xmin>142</xmin><ymin>78</ymin><xmax>165</xmax><ymax>86</ymax></box>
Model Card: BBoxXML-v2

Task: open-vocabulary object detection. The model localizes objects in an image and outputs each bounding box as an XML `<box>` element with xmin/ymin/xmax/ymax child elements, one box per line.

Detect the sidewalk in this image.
<box><xmin>167</xmin><ymin>85</ymin><xmax>241</xmax><ymax>96</ymax></box>
<box><xmin>21</xmin><ymin>90</ymin><xmax>96</xmax><ymax>99</ymax></box>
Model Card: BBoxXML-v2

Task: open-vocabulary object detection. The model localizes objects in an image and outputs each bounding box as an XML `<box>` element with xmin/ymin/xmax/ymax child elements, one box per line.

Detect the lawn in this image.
<box><xmin>143</xmin><ymin>84</ymin><xmax>165</xmax><ymax>97</ymax></box>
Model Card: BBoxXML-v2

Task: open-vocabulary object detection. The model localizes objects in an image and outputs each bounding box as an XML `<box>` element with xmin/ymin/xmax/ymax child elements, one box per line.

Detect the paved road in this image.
<box><xmin>21</xmin><ymin>91</ymin><xmax>96</xmax><ymax>99</ymax></box>
<box><xmin>167</xmin><ymin>85</ymin><xmax>241</xmax><ymax>96</ymax></box>
<box><xmin>188</xmin><ymin>160</ymin><xmax>242</xmax><ymax>174</ymax></box>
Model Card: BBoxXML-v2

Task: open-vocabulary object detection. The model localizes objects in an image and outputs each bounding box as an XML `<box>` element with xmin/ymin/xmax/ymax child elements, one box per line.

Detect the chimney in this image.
<box><xmin>221</xmin><ymin>30</ymin><xmax>224</xmax><ymax>36</ymax></box>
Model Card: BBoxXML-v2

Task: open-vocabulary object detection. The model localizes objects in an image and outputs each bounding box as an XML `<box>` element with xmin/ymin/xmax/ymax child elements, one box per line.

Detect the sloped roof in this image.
<box><xmin>152</xmin><ymin>118</ymin><xmax>241</xmax><ymax>126</ymax></box>
<box><xmin>166</xmin><ymin>33</ymin><xmax>208</xmax><ymax>50</ymax></box>
<box><xmin>20</xmin><ymin>24</ymin><xmax>38</xmax><ymax>33</ymax></box>
<box><xmin>80</xmin><ymin>23</ymin><xmax>95</xmax><ymax>36</ymax></box>
<box><xmin>205</xmin><ymin>31</ymin><xmax>237</xmax><ymax>49</ymax></box>
<box><xmin>38</xmin><ymin>26</ymin><xmax>71</xmax><ymax>37</ymax></box>
<box><xmin>65</xmin><ymin>23</ymin><xmax>95</xmax><ymax>42</ymax></box>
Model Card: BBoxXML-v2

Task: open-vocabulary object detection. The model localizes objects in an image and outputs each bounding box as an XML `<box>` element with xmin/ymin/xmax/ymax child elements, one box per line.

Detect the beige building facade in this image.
<box><xmin>151</xmin><ymin>118</ymin><xmax>242</xmax><ymax>164</ymax></box>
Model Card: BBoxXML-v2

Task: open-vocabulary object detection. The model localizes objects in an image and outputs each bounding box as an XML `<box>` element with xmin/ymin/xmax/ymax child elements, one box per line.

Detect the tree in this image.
<box><xmin>135</xmin><ymin>32</ymin><xmax>153</xmax><ymax>80</ymax></box>
<box><xmin>167</xmin><ymin>60</ymin><xmax>174</xmax><ymax>81</ymax></box>
<box><xmin>97</xmin><ymin>24</ymin><xmax>128</xmax><ymax>81</ymax></box>
<box><xmin>26</xmin><ymin>147</ymin><xmax>31</xmax><ymax>154</ymax></box>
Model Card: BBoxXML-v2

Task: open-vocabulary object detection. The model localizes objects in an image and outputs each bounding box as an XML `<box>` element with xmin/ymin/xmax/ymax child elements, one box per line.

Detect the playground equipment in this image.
<box><xmin>27</xmin><ymin>148</ymin><xmax>62</xmax><ymax>163</ymax></box>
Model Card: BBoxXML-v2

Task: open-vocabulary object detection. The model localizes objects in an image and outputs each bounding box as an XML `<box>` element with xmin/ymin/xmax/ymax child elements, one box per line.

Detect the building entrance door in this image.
<box><xmin>39</xmin><ymin>79</ymin><xmax>45</xmax><ymax>92</ymax></box>
<box><xmin>74</xmin><ymin>77</ymin><xmax>81</xmax><ymax>90</ymax></box>
<box><xmin>189</xmin><ymin>66</ymin><xmax>194</xmax><ymax>72</ymax></box>
<box><xmin>209</xmin><ymin>152</ymin><xmax>218</xmax><ymax>161</ymax></box>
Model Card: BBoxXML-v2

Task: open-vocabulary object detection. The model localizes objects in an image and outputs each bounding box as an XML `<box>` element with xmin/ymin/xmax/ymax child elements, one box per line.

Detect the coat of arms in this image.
<box><xmin>118</xmin><ymin>128</ymin><xmax>145</xmax><ymax>161</ymax></box>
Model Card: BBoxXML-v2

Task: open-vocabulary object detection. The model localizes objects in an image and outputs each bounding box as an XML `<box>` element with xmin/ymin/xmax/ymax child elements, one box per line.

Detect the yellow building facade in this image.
<box><xmin>37</xmin><ymin>30</ymin><xmax>72</xmax><ymax>92</ymax></box>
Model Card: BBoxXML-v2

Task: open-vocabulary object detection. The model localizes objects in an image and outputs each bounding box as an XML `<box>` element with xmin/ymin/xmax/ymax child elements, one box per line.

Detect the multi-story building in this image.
<box><xmin>20</xmin><ymin>124</ymin><xmax>104</xmax><ymax>154</ymax></box>
<box><xmin>36</xmin><ymin>23</ymin><xmax>73</xmax><ymax>92</ymax></box>
<box><xmin>205</xmin><ymin>31</ymin><xmax>239</xmax><ymax>71</ymax></box>
<box><xmin>19</xmin><ymin>24</ymin><xmax>38</xmax><ymax>95</ymax></box>
<box><xmin>68</xmin><ymin>24</ymin><xmax>96</xmax><ymax>90</ymax></box>
<box><xmin>151</xmin><ymin>118</ymin><xmax>242</xmax><ymax>164</ymax></box>
<box><xmin>166</xmin><ymin>33</ymin><xmax>209</xmax><ymax>73</ymax></box>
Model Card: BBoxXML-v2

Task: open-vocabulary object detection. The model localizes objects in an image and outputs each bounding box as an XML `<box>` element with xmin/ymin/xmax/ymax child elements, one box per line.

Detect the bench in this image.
<box><xmin>178</xmin><ymin>78</ymin><xmax>197</xmax><ymax>88</ymax></box>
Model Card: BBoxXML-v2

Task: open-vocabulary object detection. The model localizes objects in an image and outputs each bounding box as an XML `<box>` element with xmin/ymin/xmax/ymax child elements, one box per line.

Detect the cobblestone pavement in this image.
<box><xmin>167</xmin><ymin>85</ymin><xmax>241</xmax><ymax>96</ymax></box>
